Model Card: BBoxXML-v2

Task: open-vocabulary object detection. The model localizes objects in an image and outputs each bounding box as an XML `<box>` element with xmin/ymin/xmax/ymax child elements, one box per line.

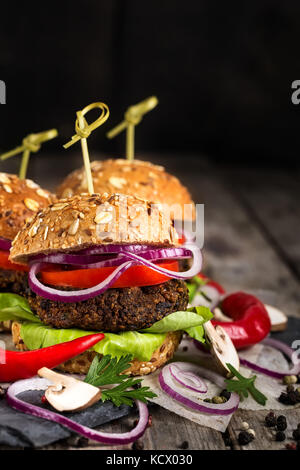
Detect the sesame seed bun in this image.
<box><xmin>10</xmin><ymin>192</ymin><xmax>178</xmax><ymax>265</ymax></box>
<box><xmin>0</xmin><ymin>173</ymin><xmax>55</xmax><ymax>240</ymax></box>
<box><xmin>12</xmin><ymin>320</ymin><xmax>182</xmax><ymax>376</ymax></box>
<box><xmin>56</xmin><ymin>159</ymin><xmax>196</xmax><ymax>221</ymax></box>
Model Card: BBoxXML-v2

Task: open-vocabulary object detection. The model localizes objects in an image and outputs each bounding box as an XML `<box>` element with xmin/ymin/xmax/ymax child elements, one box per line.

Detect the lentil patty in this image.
<box><xmin>0</xmin><ymin>268</ymin><xmax>28</xmax><ymax>294</ymax></box>
<box><xmin>26</xmin><ymin>279</ymin><xmax>189</xmax><ymax>332</ymax></box>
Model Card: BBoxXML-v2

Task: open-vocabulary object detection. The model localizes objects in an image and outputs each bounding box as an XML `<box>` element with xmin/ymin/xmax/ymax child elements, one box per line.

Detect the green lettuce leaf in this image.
<box><xmin>0</xmin><ymin>293</ymin><xmax>41</xmax><ymax>323</ymax></box>
<box><xmin>143</xmin><ymin>306</ymin><xmax>212</xmax><ymax>335</ymax></box>
<box><xmin>20</xmin><ymin>322</ymin><xmax>167</xmax><ymax>361</ymax></box>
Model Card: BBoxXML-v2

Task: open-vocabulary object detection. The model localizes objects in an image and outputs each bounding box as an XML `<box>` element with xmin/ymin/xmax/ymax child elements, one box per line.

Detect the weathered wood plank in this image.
<box><xmin>225</xmin><ymin>169</ymin><xmax>300</xmax><ymax>279</ymax></box>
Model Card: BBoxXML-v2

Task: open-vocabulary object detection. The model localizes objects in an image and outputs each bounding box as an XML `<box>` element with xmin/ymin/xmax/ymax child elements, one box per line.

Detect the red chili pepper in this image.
<box><xmin>0</xmin><ymin>333</ymin><xmax>105</xmax><ymax>382</ymax></box>
<box><xmin>212</xmin><ymin>292</ymin><xmax>271</xmax><ymax>349</ymax></box>
<box><xmin>197</xmin><ymin>273</ymin><xmax>226</xmax><ymax>295</ymax></box>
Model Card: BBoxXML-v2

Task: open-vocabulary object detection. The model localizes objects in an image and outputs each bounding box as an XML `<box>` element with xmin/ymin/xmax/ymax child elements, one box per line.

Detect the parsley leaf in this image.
<box><xmin>225</xmin><ymin>363</ymin><xmax>267</xmax><ymax>406</ymax></box>
<box><xmin>84</xmin><ymin>354</ymin><xmax>157</xmax><ymax>407</ymax></box>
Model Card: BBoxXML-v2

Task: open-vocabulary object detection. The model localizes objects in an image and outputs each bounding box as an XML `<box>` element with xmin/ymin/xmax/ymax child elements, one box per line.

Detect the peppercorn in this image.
<box><xmin>265</xmin><ymin>413</ymin><xmax>277</xmax><ymax>427</ymax></box>
<box><xmin>275</xmin><ymin>431</ymin><xmax>286</xmax><ymax>442</ymax></box>
<box><xmin>283</xmin><ymin>375</ymin><xmax>297</xmax><ymax>385</ymax></box>
<box><xmin>276</xmin><ymin>416</ymin><xmax>287</xmax><ymax>431</ymax></box>
<box><xmin>288</xmin><ymin>391</ymin><xmax>299</xmax><ymax>405</ymax></box>
<box><xmin>220</xmin><ymin>390</ymin><xmax>231</xmax><ymax>401</ymax></box>
<box><xmin>286</xmin><ymin>443</ymin><xmax>297</xmax><ymax>450</ymax></box>
<box><xmin>286</xmin><ymin>385</ymin><xmax>295</xmax><ymax>393</ymax></box>
<box><xmin>278</xmin><ymin>392</ymin><xmax>291</xmax><ymax>405</ymax></box>
<box><xmin>292</xmin><ymin>429</ymin><xmax>300</xmax><ymax>440</ymax></box>
<box><xmin>212</xmin><ymin>396</ymin><xmax>225</xmax><ymax>404</ymax></box>
<box><xmin>132</xmin><ymin>440</ymin><xmax>144</xmax><ymax>450</ymax></box>
<box><xmin>238</xmin><ymin>431</ymin><xmax>252</xmax><ymax>446</ymax></box>
<box><xmin>180</xmin><ymin>441</ymin><xmax>189</xmax><ymax>449</ymax></box>
<box><xmin>241</xmin><ymin>422</ymin><xmax>249</xmax><ymax>431</ymax></box>
<box><xmin>296</xmin><ymin>390</ymin><xmax>300</xmax><ymax>402</ymax></box>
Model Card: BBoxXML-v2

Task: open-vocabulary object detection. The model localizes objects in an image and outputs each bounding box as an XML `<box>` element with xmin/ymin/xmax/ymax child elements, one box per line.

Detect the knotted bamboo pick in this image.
<box><xmin>63</xmin><ymin>102</ymin><xmax>110</xmax><ymax>195</ymax></box>
<box><xmin>106</xmin><ymin>96</ymin><xmax>158</xmax><ymax>161</ymax></box>
<box><xmin>0</xmin><ymin>129</ymin><xmax>58</xmax><ymax>179</ymax></box>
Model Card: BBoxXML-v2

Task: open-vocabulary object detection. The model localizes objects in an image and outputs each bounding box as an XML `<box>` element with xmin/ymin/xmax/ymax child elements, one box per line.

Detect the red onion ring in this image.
<box><xmin>28</xmin><ymin>244</ymin><xmax>201</xmax><ymax>301</ymax></box>
<box><xmin>31</xmin><ymin>247</ymin><xmax>192</xmax><ymax>269</ymax></box>
<box><xmin>159</xmin><ymin>362</ymin><xmax>239</xmax><ymax>415</ymax></box>
<box><xmin>121</xmin><ymin>244</ymin><xmax>202</xmax><ymax>280</ymax></box>
<box><xmin>169</xmin><ymin>363</ymin><xmax>207</xmax><ymax>393</ymax></box>
<box><xmin>239</xmin><ymin>337</ymin><xmax>300</xmax><ymax>379</ymax></box>
<box><xmin>0</xmin><ymin>237</ymin><xmax>11</xmax><ymax>251</ymax></box>
<box><xmin>7</xmin><ymin>377</ymin><xmax>148</xmax><ymax>445</ymax></box>
<box><xmin>28</xmin><ymin>261</ymin><xmax>135</xmax><ymax>302</ymax></box>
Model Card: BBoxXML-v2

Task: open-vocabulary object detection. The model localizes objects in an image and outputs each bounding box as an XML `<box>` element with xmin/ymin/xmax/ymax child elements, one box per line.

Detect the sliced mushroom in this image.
<box><xmin>264</xmin><ymin>304</ymin><xmax>288</xmax><ymax>332</ymax></box>
<box><xmin>203</xmin><ymin>321</ymin><xmax>240</xmax><ymax>377</ymax></box>
<box><xmin>38</xmin><ymin>367</ymin><xmax>102</xmax><ymax>412</ymax></box>
<box><xmin>212</xmin><ymin>307</ymin><xmax>231</xmax><ymax>323</ymax></box>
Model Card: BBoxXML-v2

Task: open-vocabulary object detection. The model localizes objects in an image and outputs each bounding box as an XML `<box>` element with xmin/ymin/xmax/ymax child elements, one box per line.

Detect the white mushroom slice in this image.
<box><xmin>203</xmin><ymin>321</ymin><xmax>240</xmax><ymax>377</ymax></box>
<box><xmin>212</xmin><ymin>307</ymin><xmax>231</xmax><ymax>322</ymax></box>
<box><xmin>38</xmin><ymin>367</ymin><xmax>101</xmax><ymax>412</ymax></box>
<box><xmin>264</xmin><ymin>304</ymin><xmax>288</xmax><ymax>332</ymax></box>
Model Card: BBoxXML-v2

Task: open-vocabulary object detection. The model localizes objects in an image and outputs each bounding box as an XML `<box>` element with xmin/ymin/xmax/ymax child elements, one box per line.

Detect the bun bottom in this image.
<box><xmin>11</xmin><ymin>322</ymin><xmax>182</xmax><ymax>376</ymax></box>
<box><xmin>0</xmin><ymin>321</ymin><xmax>12</xmax><ymax>332</ymax></box>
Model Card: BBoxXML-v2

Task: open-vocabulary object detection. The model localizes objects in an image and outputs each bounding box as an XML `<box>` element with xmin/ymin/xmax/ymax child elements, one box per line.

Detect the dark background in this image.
<box><xmin>0</xmin><ymin>0</ymin><xmax>299</xmax><ymax>178</ymax></box>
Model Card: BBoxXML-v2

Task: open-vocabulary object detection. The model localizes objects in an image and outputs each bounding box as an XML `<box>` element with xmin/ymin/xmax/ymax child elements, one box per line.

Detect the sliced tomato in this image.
<box><xmin>0</xmin><ymin>250</ymin><xmax>28</xmax><ymax>272</ymax></box>
<box><xmin>41</xmin><ymin>260</ymin><xmax>179</xmax><ymax>289</ymax></box>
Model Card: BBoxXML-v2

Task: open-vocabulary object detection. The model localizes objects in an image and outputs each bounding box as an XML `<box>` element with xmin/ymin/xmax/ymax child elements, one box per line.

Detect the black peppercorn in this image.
<box><xmin>278</xmin><ymin>392</ymin><xmax>291</xmax><ymax>405</ymax></box>
<box><xmin>276</xmin><ymin>415</ymin><xmax>287</xmax><ymax>431</ymax></box>
<box><xmin>293</xmin><ymin>429</ymin><xmax>300</xmax><ymax>441</ymax></box>
<box><xmin>132</xmin><ymin>440</ymin><xmax>144</xmax><ymax>450</ymax></box>
<box><xmin>275</xmin><ymin>431</ymin><xmax>286</xmax><ymax>442</ymax></box>
<box><xmin>238</xmin><ymin>431</ymin><xmax>252</xmax><ymax>445</ymax></box>
<box><xmin>265</xmin><ymin>414</ymin><xmax>277</xmax><ymax>427</ymax></box>
<box><xmin>288</xmin><ymin>391</ymin><xmax>299</xmax><ymax>405</ymax></box>
<box><xmin>220</xmin><ymin>390</ymin><xmax>231</xmax><ymax>401</ymax></box>
<box><xmin>180</xmin><ymin>441</ymin><xmax>189</xmax><ymax>449</ymax></box>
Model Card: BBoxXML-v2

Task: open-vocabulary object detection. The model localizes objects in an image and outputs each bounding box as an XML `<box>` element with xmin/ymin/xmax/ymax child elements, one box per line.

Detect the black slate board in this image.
<box><xmin>0</xmin><ymin>390</ymin><xmax>130</xmax><ymax>448</ymax></box>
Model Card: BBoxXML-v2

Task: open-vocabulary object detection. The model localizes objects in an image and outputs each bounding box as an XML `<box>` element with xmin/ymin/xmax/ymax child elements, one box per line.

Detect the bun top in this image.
<box><xmin>10</xmin><ymin>192</ymin><xmax>178</xmax><ymax>264</ymax></box>
<box><xmin>0</xmin><ymin>173</ymin><xmax>55</xmax><ymax>240</ymax></box>
<box><xmin>56</xmin><ymin>159</ymin><xmax>195</xmax><ymax>221</ymax></box>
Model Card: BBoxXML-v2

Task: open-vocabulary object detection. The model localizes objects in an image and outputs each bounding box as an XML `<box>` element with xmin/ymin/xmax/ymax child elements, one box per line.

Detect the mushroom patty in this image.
<box><xmin>26</xmin><ymin>279</ymin><xmax>189</xmax><ymax>332</ymax></box>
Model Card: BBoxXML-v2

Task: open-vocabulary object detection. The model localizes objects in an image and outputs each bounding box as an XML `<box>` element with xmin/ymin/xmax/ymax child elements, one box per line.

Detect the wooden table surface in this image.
<box><xmin>1</xmin><ymin>153</ymin><xmax>299</xmax><ymax>451</ymax></box>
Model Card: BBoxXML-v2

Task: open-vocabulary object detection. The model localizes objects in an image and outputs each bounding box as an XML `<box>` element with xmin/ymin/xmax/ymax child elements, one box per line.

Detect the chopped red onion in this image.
<box><xmin>7</xmin><ymin>377</ymin><xmax>149</xmax><ymax>445</ymax></box>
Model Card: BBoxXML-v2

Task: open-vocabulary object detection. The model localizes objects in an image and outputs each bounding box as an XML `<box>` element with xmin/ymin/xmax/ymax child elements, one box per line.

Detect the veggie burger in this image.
<box><xmin>0</xmin><ymin>173</ymin><xmax>54</xmax><ymax>331</ymax></box>
<box><xmin>8</xmin><ymin>192</ymin><xmax>210</xmax><ymax>376</ymax></box>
